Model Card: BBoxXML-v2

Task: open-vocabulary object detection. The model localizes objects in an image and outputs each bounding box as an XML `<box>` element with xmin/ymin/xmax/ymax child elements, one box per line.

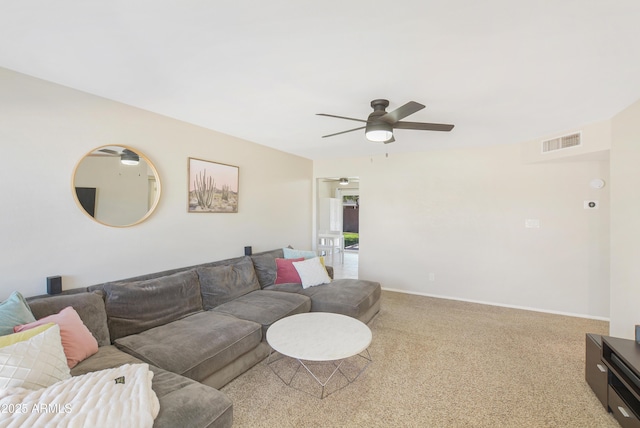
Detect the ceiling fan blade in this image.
<box><xmin>316</xmin><ymin>113</ymin><xmax>368</xmax><ymax>123</ymax></box>
<box><xmin>393</xmin><ymin>121</ymin><xmax>454</xmax><ymax>132</ymax></box>
<box><xmin>321</xmin><ymin>126</ymin><xmax>366</xmax><ymax>138</ymax></box>
<box><xmin>379</xmin><ymin>101</ymin><xmax>425</xmax><ymax>124</ymax></box>
<box><xmin>98</xmin><ymin>148</ymin><xmax>119</xmax><ymax>155</ymax></box>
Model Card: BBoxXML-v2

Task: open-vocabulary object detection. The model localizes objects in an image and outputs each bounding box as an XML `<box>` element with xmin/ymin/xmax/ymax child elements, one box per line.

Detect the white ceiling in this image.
<box><xmin>2</xmin><ymin>1</ymin><xmax>640</xmax><ymax>160</ymax></box>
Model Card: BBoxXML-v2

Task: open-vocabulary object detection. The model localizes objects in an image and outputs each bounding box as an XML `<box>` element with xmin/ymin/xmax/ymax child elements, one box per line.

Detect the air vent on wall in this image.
<box><xmin>542</xmin><ymin>132</ymin><xmax>581</xmax><ymax>153</ymax></box>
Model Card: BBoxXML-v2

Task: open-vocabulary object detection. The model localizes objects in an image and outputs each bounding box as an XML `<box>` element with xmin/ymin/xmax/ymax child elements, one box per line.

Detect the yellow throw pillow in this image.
<box><xmin>0</xmin><ymin>323</ymin><xmax>55</xmax><ymax>349</ymax></box>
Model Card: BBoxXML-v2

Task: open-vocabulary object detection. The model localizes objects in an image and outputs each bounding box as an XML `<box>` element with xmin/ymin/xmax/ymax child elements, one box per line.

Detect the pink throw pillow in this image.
<box><xmin>14</xmin><ymin>306</ymin><xmax>98</xmax><ymax>369</ymax></box>
<box><xmin>275</xmin><ymin>257</ymin><xmax>305</xmax><ymax>284</ymax></box>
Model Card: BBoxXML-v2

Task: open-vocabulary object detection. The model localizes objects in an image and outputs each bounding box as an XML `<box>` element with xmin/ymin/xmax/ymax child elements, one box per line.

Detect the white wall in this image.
<box><xmin>0</xmin><ymin>68</ymin><xmax>312</xmax><ymax>299</ymax></box>
<box><xmin>315</xmin><ymin>136</ymin><xmax>610</xmax><ymax>319</ymax></box>
<box><xmin>610</xmin><ymin>98</ymin><xmax>640</xmax><ymax>338</ymax></box>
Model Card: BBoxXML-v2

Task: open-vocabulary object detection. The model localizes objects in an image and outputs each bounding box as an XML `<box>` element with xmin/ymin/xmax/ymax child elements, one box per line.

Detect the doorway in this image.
<box><xmin>316</xmin><ymin>177</ymin><xmax>359</xmax><ymax>279</ymax></box>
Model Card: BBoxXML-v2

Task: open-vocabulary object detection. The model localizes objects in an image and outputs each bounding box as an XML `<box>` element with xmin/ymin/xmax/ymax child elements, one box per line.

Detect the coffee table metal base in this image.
<box><xmin>267</xmin><ymin>349</ymin><xmax>372</xmax><ymax>399</ymax></box>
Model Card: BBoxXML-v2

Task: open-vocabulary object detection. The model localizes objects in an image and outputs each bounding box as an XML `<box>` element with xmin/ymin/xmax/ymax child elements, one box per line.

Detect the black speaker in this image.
<box><xmin>244</xmin><ymin>246</ymin><xmax>252</xmax><ymax>256</ymax></box>
<box><xmin>47</xmin><ymin>276</ymin><xmax>62</xmax><ymax>295</ymax></box>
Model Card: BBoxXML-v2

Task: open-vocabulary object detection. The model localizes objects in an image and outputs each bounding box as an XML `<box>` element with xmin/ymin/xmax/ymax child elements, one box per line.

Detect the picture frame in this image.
<box><xmin>188</xmin><ymin>157</ymin><xmax>239</xmax><ymax>213</ymax></box>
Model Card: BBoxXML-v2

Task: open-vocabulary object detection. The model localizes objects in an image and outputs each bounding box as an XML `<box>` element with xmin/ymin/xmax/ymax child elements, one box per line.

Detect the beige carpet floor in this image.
<box><xmin>221</xmin><ymin>290</ymin><xmax>618</xmax><ymax>427</ymax></box>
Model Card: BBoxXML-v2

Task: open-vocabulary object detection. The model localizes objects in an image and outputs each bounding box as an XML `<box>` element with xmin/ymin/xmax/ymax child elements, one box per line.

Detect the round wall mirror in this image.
<box><xmin>72</xmin><ymin>145</ymin><xmax>161</xmax><ymax>227</ymax></box>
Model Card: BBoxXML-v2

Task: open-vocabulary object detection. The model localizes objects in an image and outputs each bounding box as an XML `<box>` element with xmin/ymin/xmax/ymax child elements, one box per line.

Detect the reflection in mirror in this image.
<box><xmin>72</xmin><ymin>145</ymin><xmax>161</xmax><ymax>227</ymax></box>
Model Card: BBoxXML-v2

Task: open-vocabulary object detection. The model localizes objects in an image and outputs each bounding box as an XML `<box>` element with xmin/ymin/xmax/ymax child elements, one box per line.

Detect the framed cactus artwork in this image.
<box><xmin>188</xmin><ymin>158</ymin><xmax>239</xmax><ymax>213</ymax></box>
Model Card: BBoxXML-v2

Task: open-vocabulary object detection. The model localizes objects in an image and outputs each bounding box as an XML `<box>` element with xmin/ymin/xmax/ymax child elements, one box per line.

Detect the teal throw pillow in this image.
<box><xmin>283</xmin><ymin>248</ymin><xmax>317</xmax><ymax>260</ymax></box>
<box><xmin>0</xmin><ymin>291</ymin><xmax>36</xmax><ymax>336</ymax></box>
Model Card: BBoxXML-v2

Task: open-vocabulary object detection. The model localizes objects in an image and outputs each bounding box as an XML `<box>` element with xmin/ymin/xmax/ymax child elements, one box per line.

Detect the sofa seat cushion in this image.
<box><xmin>71</xmin><ymin>346</ymin><xmax>232</xmax><ymax>428</ymax></box>
<box><xmin>103</xmin><ymin>269</ymin><xmax>204</xmax><ymax>341</ymax></box>
<box><xmin>211</xmin><ymin>290</ymin><xmax>311</xmax><ymax>335</ymax></box>
<box><xmin>71</xmin><ymin>344</ymin><xmax>143</xmax><ymax>375</ymax></box>
<box><xmin>266</xmin><ymin>278</ymin><xmax>381</xmax><ymax>321</ymax></box>
<box><xmin>114</xmin><ymin>311</ymin><xmax>262</xmax><ymax>382</ymax></box>
<box><xmin>146</xmin><ymin>363</ymin><xmax>233</xmax><ymax>428</ymax></box>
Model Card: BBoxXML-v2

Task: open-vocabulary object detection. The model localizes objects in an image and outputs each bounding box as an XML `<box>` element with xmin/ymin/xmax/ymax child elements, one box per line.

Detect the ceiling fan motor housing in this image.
<box><xmin>370</xmin><ymin>99</ymin><xmax>389</xmax><ymax>111</ymax></box>
<box><xmin>366</xmin><ymin>99</ymin><xmax>393</xmax><ymax>141</ymax></box>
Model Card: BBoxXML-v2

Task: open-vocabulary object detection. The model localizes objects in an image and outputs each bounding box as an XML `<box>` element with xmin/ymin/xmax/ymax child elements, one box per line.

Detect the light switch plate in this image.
<box><xmin>525</xmin><ymin>219</ymin><xmax>540</xmax><ymax>228</ymax></box>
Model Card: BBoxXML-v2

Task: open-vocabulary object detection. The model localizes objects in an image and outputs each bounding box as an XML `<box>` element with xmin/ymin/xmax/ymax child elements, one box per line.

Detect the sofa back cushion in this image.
<box><xmin>197</xmin><ymin>257</ymin><xmax>260</xmax><ymax>309</ymax></box>
<box><xmin>103</xmin><ymin>269</ymin><xmax>203</xmax><ymax>341</ymax></box>
<box><xmin>26</xmin><ymin>292</ymin><xmax>111</xmax><ymax>347</ymax></box>
<box><xmin>250</xmin><ymin>248</ymin><xmax>284</xmax><ymax>288</ymax></box>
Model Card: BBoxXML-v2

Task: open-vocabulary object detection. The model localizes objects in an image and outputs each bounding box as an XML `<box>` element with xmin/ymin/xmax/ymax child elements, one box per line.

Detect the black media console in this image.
<box><xmin>586</xmin><ymin>334</ymin><xmax>640</xmax><ymax>427</ymax></box>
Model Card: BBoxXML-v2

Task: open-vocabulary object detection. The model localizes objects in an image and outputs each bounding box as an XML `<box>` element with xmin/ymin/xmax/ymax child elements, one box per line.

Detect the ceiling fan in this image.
<box><xmin>322</xmin><ymin>177</ymin><xmax>359</xmax><ymax>185</ymax></box>
<box><xmin>317</xmin><ymin>99</ymin><xmax>454</xmax><ymax>144</ymax></box>
<box><xmin>92</xmin><ymin>147</ymin><xmax>140</xmax><ymax>165</ymax></box>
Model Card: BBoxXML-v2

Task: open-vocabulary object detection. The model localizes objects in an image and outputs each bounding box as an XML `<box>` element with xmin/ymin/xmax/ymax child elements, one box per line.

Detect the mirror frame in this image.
<box><xmin>71</xmin><ymin>145</ymin><xmax>162</xmax><ymax>227</ymax></box>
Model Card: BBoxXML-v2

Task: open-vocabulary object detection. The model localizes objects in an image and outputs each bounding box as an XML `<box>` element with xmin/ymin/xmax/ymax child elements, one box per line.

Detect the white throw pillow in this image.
<box><xmin>0</xmin><ymin>323</ymin><xmax>71</xmax><ymax>390</ymax></box>
<box><xmin>293</xmin><ymin>257</ymin><xmax>332</xmax><ymax>289</ymax></box>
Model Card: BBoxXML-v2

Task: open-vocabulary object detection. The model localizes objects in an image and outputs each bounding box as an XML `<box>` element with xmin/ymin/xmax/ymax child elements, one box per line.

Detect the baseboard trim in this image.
<box><xmin>381</xmin><ymin>287</ymin><xmax>610</xmax><ymax>322</ymax></box>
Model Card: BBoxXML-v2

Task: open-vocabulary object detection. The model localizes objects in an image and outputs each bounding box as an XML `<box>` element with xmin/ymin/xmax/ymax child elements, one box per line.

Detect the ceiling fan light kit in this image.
<box><xmin>120</xmin><ymin>150</ymin><xmax>140</xmax><ymax>165</ymax></box>
<box><xmin>365</xmin><ymin>123</ymin><xmax>393</xmax><ymax>142</ymax></box>
<box><xmin>318</xmin><ymin>98</ymin><xmax>454</xmax><ymax>144</ymax></box>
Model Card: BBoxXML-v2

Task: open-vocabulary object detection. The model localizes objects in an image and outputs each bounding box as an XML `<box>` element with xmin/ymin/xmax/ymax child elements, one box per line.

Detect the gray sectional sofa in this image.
<box><xmin>25</xmin><ymin>248</ymin><xmax>381</xmax><ymax>427</ymax></box>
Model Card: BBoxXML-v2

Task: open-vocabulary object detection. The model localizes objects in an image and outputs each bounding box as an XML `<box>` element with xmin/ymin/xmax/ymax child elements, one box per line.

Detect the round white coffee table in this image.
<box><xmin>266</xmin><ymin>312</ymin><xmax>372</xmax><ymax>398</ymax></box>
